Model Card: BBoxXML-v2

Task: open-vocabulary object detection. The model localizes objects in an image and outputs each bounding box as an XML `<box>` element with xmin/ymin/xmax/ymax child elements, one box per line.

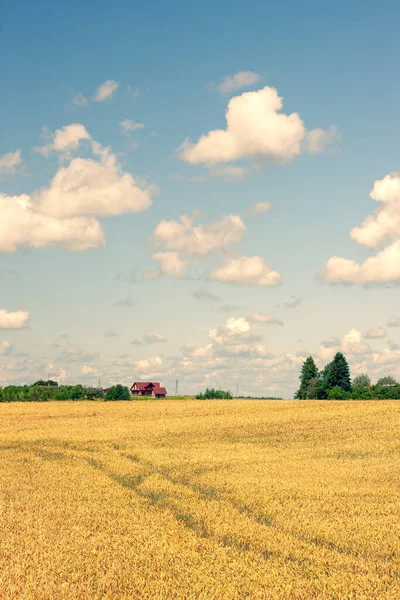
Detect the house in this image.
<box><xmin>130</xmin><ymin>382</ymin><xmax>167</xmax><ymax>398</ymax></box>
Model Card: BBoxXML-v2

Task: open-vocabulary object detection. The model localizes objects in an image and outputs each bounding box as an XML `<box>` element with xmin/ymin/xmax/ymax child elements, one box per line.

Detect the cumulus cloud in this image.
<box><xmin>248</xmin><ymin>313</ymin><xmax>283</xmax><ymax>326</ymax></box>
<box><xmin>321</xmin><ymin>241</ymin><xmax>400</xmax><ymax>284</ymax></box>
<box><xmin>134</xmin><ymin>356</ymin><xmax>163</xmax><ymax>372</ymax></box>
<box><xmin>132</xmin><ymin>332</ymin><xmax>168</xmax><ymax>345</ymax></box>
<box><xmin>318</xmin><ymin>328</ymin><xmax>372</xmax><ymax>363</ymax></box>
<box><xmin>321</xmin><ymin>173</ymin><xmax>400</xmax><ymax>284</ymax></box>
<box><xmin>0</xmin><ymin>150</ymin><xmax>22</xmax><ymax>175</ymax></box>
<box><xmin>94</xmin><ymin>80</ymin><xmax>119</xmax><ymax>102</ymax></box>
<box><xmin>34</xmin><ymin>124</ymin><xmax>91</xmax><ymax>158</ymax></box>
<box><xmin>217</xmin><ymin>71</ymin><xmax>261</xmax><ymax>95</ymax></box>
<box><xmin>388</xmin><ymin>317</ymin><xmax>400</xmax><ymax>327</ymax></box>
<box><xmin>193</xmin><ymin>288</ymin><xmax>221</xmax><ymax>302</ymax></box>
<box><xmin>0</xmin><ymin>193</ymin><xmax>104</xmax><ymax>253</ymax></box>
<box><xmin>363</xmin><ymin>327</ymin><xmax>386</xmax><ymax>339</ymax></box>
<box><xmin>349</xmin><ymin>173</ymin><xmax>400</xmax><ymax>249</ymax></box>
<box><xmin>151</xmin><ymin>251</ymin><xmax>188</xmax><ymax>278</ymax></box>
<box><xmin>120</xmin><ymin>119</ymin><xmax>145</xmax><ymax>134</ymax></box>
<box><xmin>209</xmin><ymin>317</ymin><xmax>262</xmax><ymax>347</ymax></box>
<box><xmin>152</xmin><ymin>214</ymin><xmax>245</xmax><ymax>256</ymax></box>
<box><xmin>38</xmin><ymin>141</ymin><xmax>153</xmax><ymax>218</ymax></box>
<box><xmin>306</xmin><ymin>126</ymin><xmax>339</xmax><ymax>154</ymax></box>
<box><xmin>247</xmin><ymin>201</ymin><xmax>271</xmax><ymax>216</ymax></box>
<box><xmin>209</xmin><ymin>255</ymin><xmax>281</xmax><ymax>286</ymax></box>
<box><xmin>0</xmin><ymin>309</ymin><xmax>29</xmax><ymax>329</ymax></box>
<box><xmin>149</xmin><ymin>213</ymin><xmax>246</xmax><ymax>279</ymax></box>
<box><xmin>179</xmin><ymin>86</ymin><xmax>336</xmax><ymax>167</ymax></box>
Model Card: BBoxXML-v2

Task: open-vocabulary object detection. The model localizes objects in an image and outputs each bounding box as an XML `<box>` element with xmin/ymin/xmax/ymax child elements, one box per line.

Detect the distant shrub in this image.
<box><xmin>196</xmin><ymin>388</ymin><xmax>232</xmax><ymax>400</ymax></box>
<box><xmin>376</xmin><ymin>376</ymin><xmax>397</xmax><ymax>387</ymax></box>
<box><xmin>328</xmin><ymin>386</ymin><xmax>351</xmax><ymax>400</ymax></box>
<box><xmin>105</xmin><ymin>385</ymin><xmax>130</xmax><ymax>401</ymax></box>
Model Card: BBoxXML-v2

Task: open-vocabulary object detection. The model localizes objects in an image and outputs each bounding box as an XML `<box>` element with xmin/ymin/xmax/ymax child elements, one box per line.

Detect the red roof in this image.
<box><xmin>131</xmin><ymin>381</ymin><xmax>160</xmax><ymax>391</ymax></box>
<box><xmin>155</xmin><ymin>387</ymin><xmax>166</xmax><ymax>395</ymax></box>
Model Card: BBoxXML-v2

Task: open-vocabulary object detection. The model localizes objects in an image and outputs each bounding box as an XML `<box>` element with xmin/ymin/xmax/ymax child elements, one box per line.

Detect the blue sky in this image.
<box><xmin>1</xmin><ymin>0</ymin><xmax>400</xmax><ymax>396</ymax></box>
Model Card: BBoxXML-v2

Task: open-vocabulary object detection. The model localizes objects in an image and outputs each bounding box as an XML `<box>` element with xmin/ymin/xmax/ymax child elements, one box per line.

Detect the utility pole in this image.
<box><xmin>236</xmin><ymin>382</ymin><xmax>239</xmax><ymax>397</ymax></box>
<box><xmin>175</xmin><ymin>379</ymin><xmax>178</xmax><ymax>395</ymax></box>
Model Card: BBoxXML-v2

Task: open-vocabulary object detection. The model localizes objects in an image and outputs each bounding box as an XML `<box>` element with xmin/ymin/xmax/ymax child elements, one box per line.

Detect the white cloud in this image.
<box><xmin>208</xmin><ymin>317</ymin><xmax>262</xmax><ymax>347</ymax></box>
<box><xmin>247</xmin><ymin>201</ymin><xmax>271</xmax><ymax>216</ymax></box>
<box><xmin>321</xmin><ymin>240</ymin><xmax>400</xmax><ymax>284</ymax></box>
<box><xmin>120</xmin><ymin>119</ymin><xmax>145</xmax><ymax>133</ymax></box>
<box><xmin>94</xmin><ymin>80</ymin><xmax>119</xmax><ymax>102</ymax></box>
<box><xmin>0</xmin><ymin>193</ymin><xmax>104</xmax><ymax>253</ymax></box>
<box><xmin>151</xmin><ymin>251</ymin><xmax>188</xmax><ymax>278</ymax></box>
<box><xmin>134</xmin><ymin>356</ymin><xmax>163</xmax><ymax>372</ymax></box>
<box><xmin>0</xmin><ymin>309</ymin><xmax>30</xmax><ymax>329</ymax></box>
<box><xmin>209</xmin><ymin>255</ymin><xmax>281</xmax><ymax>286</ymax></box>
<box><xmin>0</xmin><ymin>149</ymin><xmax>22</xmax><ymax>174</ymax></box>
<box><xmin>306</xmin><ymin>126</ymin><xmax>339</xmax><ymax>154</ymax></box>
<box><xmin>350</xmin><ymin>173</ymin><xmax>400</xmax><ymax>249</ymax></box>
<box><xmin>248</xmin><ymin>313</ymin><xmax>283</xmax><ymax>326</ymax></box>
<box><xmin>34</xmin><ymin>124</ymin><xmax>91</xmax><ymax>158</ymax></box>
<box><xmin>132</xmin><ymin>332</ymin><xmax>168</xmax><ymax>345</ymax></box>
<box><xmin>179</xmin><ymin>86</ymin><xmax>336</xmax><ymax>167</ymax></box>
<box><xmin>1</xmin><ymin>127</ymin><xmax>153</xmax><ymax>254</ymax></box>
<box><xmin>321</xmin><ymin>173</ymin><xmax>400</xmax><ymax>284</ymax></box>
<box><xmin>81</xmin><ymin>365</ymin><xmax>99</xmax><ymax>376</ymax></box>
<box><xmin>388</xmin><ymin>317</ymin><xmax>400</xmax><ymax>327</ymax></box>
<box><xmin>149</xmin><ymin>213</ymin><xmax>248</xmax><ymax>280</ymax></box>
<box><xmin>38</xmin><ymin>141</ymin><xmax>153</xmax><ymax>218</ymax></box>
<box><xmin>217</xmin><ymin>71</ymin><xmax>261</xmax><ymax>95</ymax></box>
<box><xmin>363</xmin><ymin>327</ymin><xmax>386</xmax><ymax>339</ymax></box>
<box><xmin>152</xmin><ymin>214</ymin><xmax>245</xmax><ymax>256</ymax></box>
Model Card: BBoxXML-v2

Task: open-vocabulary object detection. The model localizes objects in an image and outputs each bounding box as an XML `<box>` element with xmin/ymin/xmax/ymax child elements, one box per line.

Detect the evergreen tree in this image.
<box><xmin>326</xmin><ymin>352</ymin><xmax>351</xmax><ymax>392</ymax></box>
<box><xmin>295</xmin><ymin>356</ymin><xmax>318</xmax><ymax>399</ymax></box>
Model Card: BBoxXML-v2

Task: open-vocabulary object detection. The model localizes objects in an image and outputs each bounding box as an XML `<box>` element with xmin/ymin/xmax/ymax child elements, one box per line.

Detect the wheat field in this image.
<box><xmin>0</xmin><ymin>399</ymin><xmax>399</xmax><ymax>599</ymax></box>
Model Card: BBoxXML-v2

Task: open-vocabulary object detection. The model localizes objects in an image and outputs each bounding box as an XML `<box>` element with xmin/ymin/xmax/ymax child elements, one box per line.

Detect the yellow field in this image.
<box><xmin>0</xmin><ymin>400</ymin><xmax>399</xmax><ymax>600</ymax></box>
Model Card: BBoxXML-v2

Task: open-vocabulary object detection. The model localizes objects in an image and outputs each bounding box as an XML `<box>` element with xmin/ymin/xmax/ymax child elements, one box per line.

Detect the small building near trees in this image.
<box><xmin>130</xmin><ymin>382</ymin><xmax>167</xmax><ymax>398</ymax></box>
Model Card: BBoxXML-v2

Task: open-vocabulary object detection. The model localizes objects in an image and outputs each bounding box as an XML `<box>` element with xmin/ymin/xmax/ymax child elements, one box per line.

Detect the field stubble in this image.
<box><xmin>0</xmin><ymin>399</ymin><xmax>399</xmax><ymax>599</ymax></box>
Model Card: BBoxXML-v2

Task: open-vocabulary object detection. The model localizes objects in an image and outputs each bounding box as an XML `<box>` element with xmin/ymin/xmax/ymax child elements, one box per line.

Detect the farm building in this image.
<box><xmin>130</xmin><ymin>382</ymin><xmax>167</xmax><ymax>398</ymax></box>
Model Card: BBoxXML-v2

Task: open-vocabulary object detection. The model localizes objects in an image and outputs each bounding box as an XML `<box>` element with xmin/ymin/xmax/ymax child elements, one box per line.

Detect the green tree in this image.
<box><xmin>328</xmin><ymin>385</ymin><xmax>350</xmax><ymax>400</ymax></box>
<box><xmin>295</xmin><ymin>356</ymin><xmax>319</xmax><ymax>399</ymax></box>
<box><xmin>376</xmin><ymin>375</ymin><xmax>397</xmax><ymax>386</ymax></box>
<box><xmin>352</xmin><ymin>374</ymin><xmax>371</xmax><ymax>390</ymax></box>
<box><xmin>326</xmin><ymin>352</ymin><xmax>351</xmax><ymax>392</ymax></box>
<box><xmin>105</xmin><ymin>385</ymin><xmax>130</xmax><ymax>401</ymax></box>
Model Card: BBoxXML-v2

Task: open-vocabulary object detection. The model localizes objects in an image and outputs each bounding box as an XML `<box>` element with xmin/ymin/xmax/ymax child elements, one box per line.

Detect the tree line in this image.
<box><xmin>295</xmin><ymin>353</ymin><xmax>400</xmax><ymax>399</ymax></box>
<box><xmin>0</xmin><ymin>381</ymin><xmax>131</xmax><ymax>402</ymax></box>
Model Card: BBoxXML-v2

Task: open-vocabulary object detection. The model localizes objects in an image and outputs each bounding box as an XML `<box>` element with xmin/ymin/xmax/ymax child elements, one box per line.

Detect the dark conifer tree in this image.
<box><xmin>326</xmin><ymin>352</ymin><xmax>351</xmax><ymax>392</ymax></box>
<box><xmin>295</xmin><ymin>356</ymin><xmax>318</xmax><ymax>399</ymax></box>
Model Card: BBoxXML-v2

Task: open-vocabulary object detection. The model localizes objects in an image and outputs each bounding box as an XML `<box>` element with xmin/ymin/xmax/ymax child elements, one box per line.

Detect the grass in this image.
<box><xmin>0</xmin><ymin>399</ymin><xmax>399</xmax><ymax>599</ymax></box>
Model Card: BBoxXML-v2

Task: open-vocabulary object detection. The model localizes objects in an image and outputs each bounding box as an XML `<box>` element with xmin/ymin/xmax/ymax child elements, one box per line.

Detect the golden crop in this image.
<box><xmin>0</xmin><ymin>399</ymin><xmax>399</xmax><ymax>599</ymax></box>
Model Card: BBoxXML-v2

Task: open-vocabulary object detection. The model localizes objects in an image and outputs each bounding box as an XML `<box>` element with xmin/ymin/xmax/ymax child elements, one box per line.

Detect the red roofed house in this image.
<box><xmin>130</xmin><ymin>382</ymin><xmax>167</xmax><ymax>398</ymax></box>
